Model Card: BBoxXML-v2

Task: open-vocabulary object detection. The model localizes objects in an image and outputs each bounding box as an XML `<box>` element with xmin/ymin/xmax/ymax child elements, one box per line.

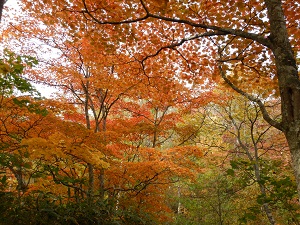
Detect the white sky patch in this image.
<box><xmin>32</xmin><ymin>83</ymin><xmax>57</xmax><ymax>98</ymax></box>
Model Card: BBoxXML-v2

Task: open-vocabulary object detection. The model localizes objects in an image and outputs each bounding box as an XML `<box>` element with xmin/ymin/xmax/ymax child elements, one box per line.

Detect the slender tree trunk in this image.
<box><xmin>83</xmin><ymin>81</ymin><xmax>95</xmax><ymax>202</ymax></box>
<box><xmin>99</xmin><ymin>168</ymin><xmax>105</xmax><ymax>200</ymax></box>
<box><xmin>84</xmin><ymin>82</ymin><xmax>91</xmax><ymax>131</ymax></box>
<box><xmin>229</xmin><ymin>105</ymin><xmax>276</xmax><ymax>224</ymax></box>
<box><xmin>216</xmin><ymin>186</ymin><xmax>223</xmax><ymax>225</ymax></box>
<box><xmin>177</xmin><ymin>185</ymin><xmax>181</xmax><ymax>214</ymax></box>
<box><xmin>152</xmin><ymin>126</ymin><xmax>157</xmax><ymax>148</ymax></box>
<box><xmin>102</xmin><ymin>114</ymin><xmax>107</xmax><ymax>132</ymax></box>
<box><xmin>240</xmin><ymin>144</ymin><xmax>276</xmax><ymax>224</ymax></box>
<box><xmin>152</xmin><ymin>108</ymin><xmax>159</xmax><ymax>148</ymax></box>
<box><xmin>98</xmin><ymin>116</ymin><xmax>107</xmax><ymax>200</ymax></box>
<box><xmin>8</xmin><ymin>166</ymin><xmax>27</xmax><ymax>194</ymax></box>
<box><xmin>264</xmin><ymin>0</ymin><xmax>300</xmax><ymax>200</ymax></box>
<box><xmin>253</xmin><ymin>164</ymin><xmax>276</xmax><ymax>225</ymax></box>
<box><xmin>87</xmin><ymin>163</ymin><xmax>94</xmax><ymax>202</ymax></box>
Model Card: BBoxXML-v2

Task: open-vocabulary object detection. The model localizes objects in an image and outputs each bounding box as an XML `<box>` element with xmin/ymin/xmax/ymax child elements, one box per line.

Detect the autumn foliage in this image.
<box><xmin>0</xmin><ymin>0</ymin><xmax>300</xmax><ymax>224</ymax></box>
<box><xmin>0</xmin><ymin>46</ymin><xmax>203</xmax><ymax>224</ymax></box>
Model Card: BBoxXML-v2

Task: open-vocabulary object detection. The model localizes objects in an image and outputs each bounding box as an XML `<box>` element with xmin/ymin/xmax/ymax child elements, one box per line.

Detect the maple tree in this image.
<box><xmin>16</xmin><ymin>0</ymin><xmax>300</xmax><ymax>199</ymax></box>
<box><xmin>1</xmin><ymin>0</ymin><xmax>300</xmax><ymax>224</ymax></box>
<box><xmin>171</xmin><ymin>90</ymin><xmax>299</xmax><ymax>224</ymax></box>
<box><xmin>1</xmin><ymin>6</ymin><xmax>207</xmax><ymax>221</ymax></box>
<box><xmin>0</xmin><ymin>42</ymin><xmax>204</xmax><ymax>225</ymax></box>
<box><xmin>5</xmin><ymin>0</ymin><xmax>300</xmax><ymax>195</ymax></box>
<box><xmin>0</xmin><ymin>49</ymin><xmax>45</xmax><ymax>194</ymax></box>
<box><xmin>208</xmin><ymin>94</ymin><xmax>292</xmax><ymax>224</ymax></box>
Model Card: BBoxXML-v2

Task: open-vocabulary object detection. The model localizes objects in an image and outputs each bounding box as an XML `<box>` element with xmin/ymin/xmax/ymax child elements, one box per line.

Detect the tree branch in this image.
<box><xmin>141</xmin><ymin>31</ymin><xmax>226</xmax><ymax>65</ymax></box>
<box><xmin>218</xmin><ymin>62</ymin><xmax>283</xmax><ymax>131</ymax></box>
<box><xmin>80</xmin><ymin>0</ymin><xmax>272</xmax><ymax>47</ymax></box>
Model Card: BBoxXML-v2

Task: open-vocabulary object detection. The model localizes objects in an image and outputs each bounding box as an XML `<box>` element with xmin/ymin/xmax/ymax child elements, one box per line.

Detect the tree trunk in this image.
<box><xmin>87</xmin><ymin>163</ymin><xmax>94</xmax><ymax>202</ymax></box>
<box><xmin>254</xmin><ymin>164</ymin><xmax>276</xmax><ymax>225</ymax></box>
<box><xmin>230</xmin><ymin>107</ymin><xmax>276</xmax><ymax>224</ymax></box>
<box><xmin>0</xmin><ymin>0</ymin><xmax>5</xmax><ymax>22</ymax></box>
<box><xmin>177</xmin><ymin>185</ymin><xmax>182</xmax><ymax>214</ymax></box>
<box><xmin>264</xmin><ymin>0</ymin><xmax>300</xmax><ymax>200</ymax></box>
<box><xmin>99</xmin><ymin>168</ymin><xmax>105</xmax><ymax>200</ymax></box>
<box><xmin>286</xmin><ymin>131</ymin><xmax>300</xmax><ymax>200</ymax></box>
<box><xmin>82</xmin><ymin>81</ymin><xmax>95</xmax><ymax>202</ymax></box>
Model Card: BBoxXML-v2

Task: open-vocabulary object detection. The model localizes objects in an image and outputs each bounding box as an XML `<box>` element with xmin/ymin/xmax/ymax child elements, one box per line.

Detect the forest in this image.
<box><xmin>0</xmin><ymin>0</ymin><xmax>299</xmax><ymax>224</ymax></box>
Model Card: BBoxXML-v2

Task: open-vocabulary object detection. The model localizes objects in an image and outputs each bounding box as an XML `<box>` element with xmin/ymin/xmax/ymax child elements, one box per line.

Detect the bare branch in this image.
<box><xmin>141</xmin><ymin>31</ymin><xmax>225</xmax><ymax>65</ymax></box>
<box><xmin>218</xmin><ymin>62</ymin><xmax>283</xmax><ymax>131</ymax></box>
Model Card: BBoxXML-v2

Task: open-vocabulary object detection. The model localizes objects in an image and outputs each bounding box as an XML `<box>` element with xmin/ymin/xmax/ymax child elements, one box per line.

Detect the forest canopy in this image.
<box><xmin>0</xmin><ymin>0</ymin><xmax>299</xmax><ymax>224</ymax></box>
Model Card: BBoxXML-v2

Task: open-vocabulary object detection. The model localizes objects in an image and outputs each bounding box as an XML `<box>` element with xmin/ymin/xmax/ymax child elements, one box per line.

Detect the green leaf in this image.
<box><xmin>0</xmin><ymin>48</ymin><xmax>40</xmax><ymax>96</ymax></box>
<box><xmin>0</xmin><ymin>175</ymin><xmax>7</xmax><ymax>185</ymax></box>
<box><xmin>230</xmin><ymin>160</ymin><xmax>239</xmax><ymax>169</ymax></box>
<box><xmin>226</xmin><ymin>168</ymin><xmax>235</xmax><ymax>176</ymax></box>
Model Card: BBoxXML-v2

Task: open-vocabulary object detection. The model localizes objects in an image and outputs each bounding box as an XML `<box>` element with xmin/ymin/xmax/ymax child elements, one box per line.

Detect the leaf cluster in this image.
<box><xmin>0</xmin><ymin>49</ymin><xmax>38</xmax><ymax>96</ymax></box>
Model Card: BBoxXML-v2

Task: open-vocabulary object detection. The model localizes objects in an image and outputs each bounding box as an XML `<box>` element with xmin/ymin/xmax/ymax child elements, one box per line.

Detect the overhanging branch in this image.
<box><xmin>80</xmin><ymin>0</ymin><xmax>272</xmax><ymax>47</ymax></box>
<box><xmin>218</xmin><ymin>62</ymin><xmax>283</xmax><ymax>131</ymax></box>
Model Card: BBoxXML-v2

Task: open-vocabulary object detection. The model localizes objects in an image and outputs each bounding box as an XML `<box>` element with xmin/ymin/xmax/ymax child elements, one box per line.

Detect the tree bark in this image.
<box><xmin>82</xmin><ymin>80</ymin><xmax>95</xmax><ymax>202</ymax></box>
<box><xmin>0</xmin><ymin>0</ymin><xmax>5</xmax><ymax>22</ymax></box>
<box><xmin>99</xmin><ymin>168</ymin><xmax>105</xmax><ymax>200</ymax></box>
<box><xmin>264</xmin><ymin>0</ymin><xmax>300</xmax><ymax>200</ymax></box>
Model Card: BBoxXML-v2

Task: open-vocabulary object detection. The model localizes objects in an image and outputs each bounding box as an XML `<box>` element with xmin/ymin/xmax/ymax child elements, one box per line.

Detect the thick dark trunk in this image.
<box><xmin>0</xmin><ymin>0</ymin><xmax>5</xmax><ymax>22</ymax></box>
<box><xmin>264</xmin><ymin>0</ymin><xmax>300</xmax><ymax>199</ymax></box>
<box><xmin>286</xmin><ymin>131</ymin><xmax>300</xmax><ymax>200</ymax></box>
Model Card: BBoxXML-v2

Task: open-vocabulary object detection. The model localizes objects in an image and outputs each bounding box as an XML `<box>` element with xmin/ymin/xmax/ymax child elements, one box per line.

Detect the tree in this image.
<box><xmin>2</xmin><ymin>0</ymin><xmax>300</xmax><ymax>223</ymax></box>
<box><xmin>16</xmin><ymin>0</ymin><xmax>300</xmax><ymax>199</ymax></box>
<box><xmin>170</xmin><ymin>90</ymin><xmax>299</xmax><ymax>224</ymax></box>
<box><xmin>0</xmin><ymin>30</ymin><xmax>207</xmax><ymax>224</ymax></box>
<box><xmin>0</xmin><ymin>49</ymin><xmax>38</xmax><ymax>96</ymax></box>
<box><xmin>202</xmin><ymin>93</ymin><xmax>296</xmax><ymax>224</ymax></box>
